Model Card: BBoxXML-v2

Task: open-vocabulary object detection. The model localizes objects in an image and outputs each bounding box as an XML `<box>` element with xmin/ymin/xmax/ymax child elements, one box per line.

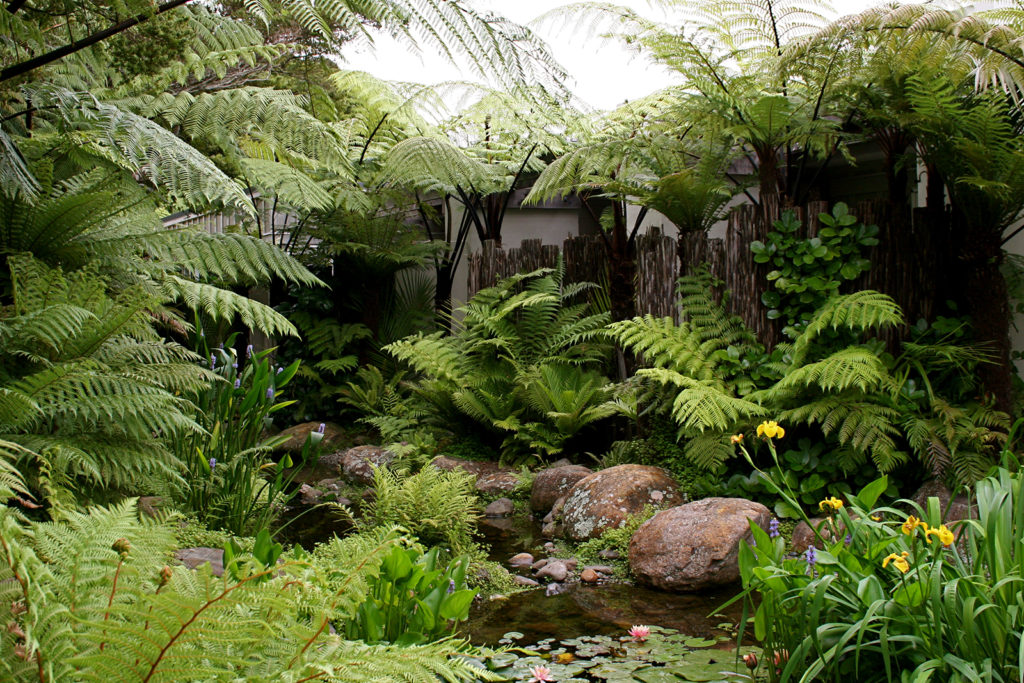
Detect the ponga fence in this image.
<box><xmin>467</xmin><ymin>231</ymin><xmax>681</xmax><ymax>322</ymax></box>
<box><xmin>468</xmin><ymin>200</ymin><xmax>952</xmax><ymax>347</ymax></box>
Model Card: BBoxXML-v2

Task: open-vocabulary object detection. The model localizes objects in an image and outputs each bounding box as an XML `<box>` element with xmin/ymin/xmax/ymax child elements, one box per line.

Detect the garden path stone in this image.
<box><xmin>340</xmin><ymin>445</ymin><xmax>394</xmax><ymax>486</ymax></box>
<box><xmin>629</xmin><ymin>497</ymin><xmax>770</xmax><ymax>592</ymax></box>
<box><xmin>275</xmin><ymin>421</ymin><xmax>347</xmax><ymax>453</ymax></box>
<box><xmin>561</xmin><ymin>465</ymin><xmax>682</xmax><ymax>541</ymax></box>
<box><xmin>175</xmin><ymin>547</ymin><xmax>224</xmax><ymax>577</ymax></box>
<box><xmin>531</xmin><ymin>465</ymin><xmax>593</xmax><ymax>513</ymax></box>
<box><xmin>513</xmin><ymin>575</ymin><xmax>540</xmax><ymax>587</ymax></box>
<box><xmin>484</xmin><ymin>497</ymin><xmax>515</xmax><ymax>517</ymax></box>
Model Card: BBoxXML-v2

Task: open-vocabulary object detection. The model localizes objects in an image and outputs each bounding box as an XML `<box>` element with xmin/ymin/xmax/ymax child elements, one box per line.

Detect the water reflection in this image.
<box><xmin>464</xmin><ymin>583</ymin><xmax>746</xmax><ymax>646</ymax></box>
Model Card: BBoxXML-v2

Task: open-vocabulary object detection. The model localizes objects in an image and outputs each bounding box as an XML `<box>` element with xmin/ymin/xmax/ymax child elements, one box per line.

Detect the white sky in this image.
<box><xmin>339</xmin><ymin>0</ymin><xmax>885</xmax><ymax>111</ymax></box>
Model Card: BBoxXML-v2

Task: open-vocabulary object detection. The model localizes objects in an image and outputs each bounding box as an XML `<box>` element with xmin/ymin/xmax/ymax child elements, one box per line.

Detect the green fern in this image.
<box><xmin>0</xmin><ymin>496</ymin><xmax>493</xmax><ymax>682</ymax></box>
<box><xmin>361</xmin><ymin>466</ymin><xmax>481</xmax><ymax>555</ymax></box>
<box><xmin>384</xmin><ymin>266</ymin><xmax>613</xmax><ymax>460</ymax></box>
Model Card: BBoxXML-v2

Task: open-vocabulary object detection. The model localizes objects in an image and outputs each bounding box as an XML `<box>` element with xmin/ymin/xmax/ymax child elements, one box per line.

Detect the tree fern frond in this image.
<box><xmin>159</xmin><ymin>275</ymin><xmax>299</xmax><ymax>337</ymax></box>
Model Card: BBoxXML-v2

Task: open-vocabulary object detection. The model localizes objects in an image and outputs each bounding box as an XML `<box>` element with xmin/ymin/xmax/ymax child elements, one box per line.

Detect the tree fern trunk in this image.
<box><xmin>607</xmin><ymin>201</ymin><xmax>636</xmax><ymax>323</ymax></box>
<box><xmin>959</xmin><ymin>222</ymin><xmax>1013</xmax><ymax>412</ymax></box>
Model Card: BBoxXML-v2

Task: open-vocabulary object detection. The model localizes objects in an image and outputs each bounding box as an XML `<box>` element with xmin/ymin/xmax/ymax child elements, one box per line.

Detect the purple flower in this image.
<box><xmin>316</xmin><ymin>423</ymin><xmax>325</xmax><ymax>434</ymax></box>
<box><xmin>209</xmin><ymin>457</ymin><xmax>216</xmax><ymax>472</ymax></box>
<box><xmin>210</xmin><ymin>354</ymin><xmax>216</xmax><ymax>369</ymax></box>
<box><xmin>447</xmin><ymin>579</ymin><xmax>455</xmax><ymax>594</ymax></box>
<box><xmin>232</xmin><ymin>362</ymin><xmax>238</xmax><ymax>369</ymax></box>
<box><xmin>234</xmin><ymin>379</ymin><xmax>241</xmax><ymax>389</ymax></box>
<box><xmin>266</xmin><ymin>387</ymin><xmax>275</xmax><ymax>400</ymax></box>
<box><xmin>246</xmin><ymin>344</ymin><xmax>254</xmax><ymax>358</ymax></box>
<box><xmin>276</xmin><ymin>366</ymin><xmax>283</xmax><ymax>374</ymax></box>
<box><xmin>769</xmin><ymin>518</ymin><xmax>780</xmax><ymax>538</ymax></box>
<box><xmin>805</xmin><ymin>545</ymin><xmax>818</xmax><ymax>577</ymax></box>
<box><xmin>844</xmin><ymin>534</ymin><xmax>852</xmax><ymax>545</ymax></box>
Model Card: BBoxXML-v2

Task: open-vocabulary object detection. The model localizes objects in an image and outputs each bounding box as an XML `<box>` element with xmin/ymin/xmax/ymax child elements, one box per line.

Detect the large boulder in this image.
<box><xmin>340</xmin><ymin>445</ymin><xmax>394</xmax><ymax>486</ymax></box>
<box><xmin>561</xmin><ymin>465</ymin><xmax>683</xmax><ymax>541</ymax></box>
<box><xmin>276</xmin><ymin>422</ymin><xmax>347</xmax><ymax>453</ymax></box>
<box><xmin>531</xmin><ymin>465</ymin><xmax>593</xmax><ymax>513</ymax></box>
<box><xmin>629</xmin><ymin>498</ymin><xmax>770</xmax><ymax>592</ymax></box>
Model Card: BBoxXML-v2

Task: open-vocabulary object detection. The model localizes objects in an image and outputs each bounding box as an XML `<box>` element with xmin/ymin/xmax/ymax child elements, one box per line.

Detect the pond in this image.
<box><xmin>467</xmin><ymin>515</ymin><xmax>748</xmax><ymax>648</ymax></box>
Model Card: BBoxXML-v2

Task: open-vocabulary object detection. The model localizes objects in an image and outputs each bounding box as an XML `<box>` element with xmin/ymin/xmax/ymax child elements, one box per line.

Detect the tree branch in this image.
<box><xmin>1</xmin><ymin>0</ymin><xmax>192</xmax><ymax>83</ymax></box>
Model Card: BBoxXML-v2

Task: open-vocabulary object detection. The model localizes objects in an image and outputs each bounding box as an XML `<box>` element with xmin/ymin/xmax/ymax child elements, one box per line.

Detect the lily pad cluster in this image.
<box><xmin>477</xmin><ymin>626</ymin><xmax>762</xmax><ymax>682</ymax></box>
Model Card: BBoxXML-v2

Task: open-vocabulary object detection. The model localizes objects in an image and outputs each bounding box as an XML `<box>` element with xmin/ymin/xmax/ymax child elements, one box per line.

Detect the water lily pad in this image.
<box><xmin>664</xmin><ymin>662</ymin><xmax>738</xmax><ymax>682</ymax></box>
<box><xmin>634</xmin><ymin>668</ymin><xmax>690</xmax><ymax>683</ymax></box>
<box><xmin>590</xmin><ymin>660</ymin><xmax>646</xmax><ymax>678</ymax></box>
<box><xmin>683</xmin><ymin>637</ymin><xmax>718</xmax><ymax>648</ymax></box>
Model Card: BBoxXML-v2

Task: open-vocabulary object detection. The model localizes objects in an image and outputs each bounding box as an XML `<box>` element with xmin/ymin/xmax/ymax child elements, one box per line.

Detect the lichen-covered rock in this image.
<box><xmin>340</xmin><ymin>445</ymin><xmax>394</xmax><ymax>486</ymax></box>
<box><xmin>531</xmin><ymin>465</ymin><xmax>593</xmax><ymax>513</ymax></box>
<box><xmin>629</xmin><ymin>498</ymin><xmax>770</xmax><ymax>592</ymax></box>
<box><xmin>561</xmin><ymin>465</ymin><xmax>683</xmax><ymax>541</ymax></box>
<box><xmin>276</xmin><ymin>422</ymin><xmax>347</xmax><ymax>453</ymax></box>
<box><xmin>430</xmin><ymin>456</ymin><xmax>504</xmax><ymax>477</ymax></box>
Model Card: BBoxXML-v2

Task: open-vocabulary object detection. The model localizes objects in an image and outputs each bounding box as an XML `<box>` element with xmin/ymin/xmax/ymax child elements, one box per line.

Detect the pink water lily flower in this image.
<box><xmin>629</xmin><ymin>625</ymin><xmax>651</xmax><ymax>641</ymax></box>
<box><xmin>528</xmin><ymin>664</ymin><xmax>554</xmax><ymax>682</ymax></box>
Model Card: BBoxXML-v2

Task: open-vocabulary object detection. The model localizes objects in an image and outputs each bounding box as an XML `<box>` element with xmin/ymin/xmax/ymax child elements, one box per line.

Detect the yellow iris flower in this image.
<box><xmin>926</xmin><ymin>524</ymin><xmax>955</xmax><ymax>547</ymax></box>
<box><xmin>818</xmin><ymin>496</ymin><xmax>844</xmax><ymax>512</ymax></box>
<box><xmin>730</xmin><ymin>434</ymin><xmax>744</xmax><ymax>444</ymax></box>
<box><xmin>756</xmin><ymin>421</ymin><xmax>785</xmax><ymax>439</ymax></box>
<box><xmin>882</xmin><ymin>551</ymin><xmax>911</xmax><ymax>573</ymax></box>
<box><xmin>901</xmin><ymin>516</ymin><xmax>926</xmax><ymax>535</ymax></box>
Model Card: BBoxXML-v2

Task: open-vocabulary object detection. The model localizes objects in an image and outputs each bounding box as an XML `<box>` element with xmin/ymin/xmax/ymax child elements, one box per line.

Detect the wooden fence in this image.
<box><xmin>468</xmin><ymin>200</ymin><xmax>952</xmax><ymax>346</ymax></box>
<box><xmin>467</xmin><ymin>231</ymin><xmax>681</xmax><ymax>321</ymax></box>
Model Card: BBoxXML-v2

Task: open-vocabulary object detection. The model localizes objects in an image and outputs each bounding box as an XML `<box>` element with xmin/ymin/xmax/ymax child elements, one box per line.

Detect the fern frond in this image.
<box><xmin>636</xmin><ymin>367</ymin><xmax>766</xmax><ymax>432</ymax></box>
<box><xmin>159</xmin><ymin>275</ymin><xmax>298</xmax><ymax>337</ymax></box>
